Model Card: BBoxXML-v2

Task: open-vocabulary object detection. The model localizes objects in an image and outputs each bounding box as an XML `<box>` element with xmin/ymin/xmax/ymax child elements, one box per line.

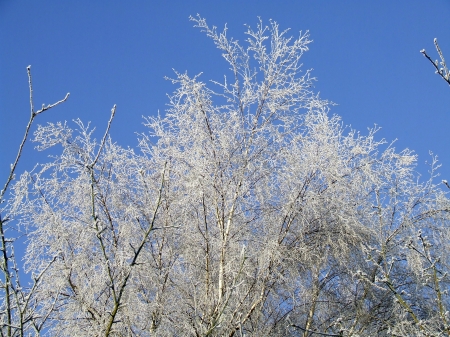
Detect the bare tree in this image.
<box><xmin>0</xmin><ymin>66</ymin><xmax>69</xmax><ymax>336</ymax></box>
<box><xmin>6</xmin><ymin>18</ymin><xmax>450</xmax><ymax>337</ymax></box>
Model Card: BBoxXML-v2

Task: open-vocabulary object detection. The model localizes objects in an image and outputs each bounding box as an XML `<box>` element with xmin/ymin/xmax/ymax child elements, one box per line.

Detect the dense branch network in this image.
<box><xmin>2</xmin><ymin>19</ymin><xmax>450</xmax><ymax>337</ymax></box>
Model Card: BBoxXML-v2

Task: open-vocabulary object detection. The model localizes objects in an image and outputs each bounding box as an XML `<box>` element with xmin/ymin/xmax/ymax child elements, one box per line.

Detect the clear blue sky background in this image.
<box><xmin>1</xmin><ymin>1</ymin><xmax>450</xmax><ymax>184</ymax></box>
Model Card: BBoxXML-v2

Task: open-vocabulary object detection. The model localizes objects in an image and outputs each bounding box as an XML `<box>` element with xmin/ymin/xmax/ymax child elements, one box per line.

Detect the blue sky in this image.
<box><xmin>1</xmin><ymin>1</ymin><xmax>450</xmax><ymax>183</ymax></box>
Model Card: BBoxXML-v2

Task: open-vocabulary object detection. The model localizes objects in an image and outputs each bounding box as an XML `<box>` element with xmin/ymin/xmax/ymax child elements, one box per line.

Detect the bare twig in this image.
<box><xmin>420</xmin><ymin>38</ymin><xmax>450</xmax><ymax>86</ymax></box>
<box><xmin>91</xmin><ymin>105</ymin><xmax>116</xmax><ymax>167</ymax></box>
<box><xmin>1</xmin><ymin>65</ymin><xmax>70</xmax><ymax>200</ymax></box>
<box><xmin>289</xmin><ymin>324</ymin><xmax>343</xmax><ymax>337</ymax></box>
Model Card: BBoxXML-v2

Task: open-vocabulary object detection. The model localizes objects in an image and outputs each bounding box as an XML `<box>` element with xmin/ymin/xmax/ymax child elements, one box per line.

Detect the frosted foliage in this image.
<box><xmin>4</xmin><ymin>17</ymin><xmax>450</xmax><ymax>337</ymax></box>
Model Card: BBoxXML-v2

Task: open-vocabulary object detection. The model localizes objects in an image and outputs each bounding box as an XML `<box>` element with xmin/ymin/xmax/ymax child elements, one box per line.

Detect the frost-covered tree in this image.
<box><xmin>0</xmin><ymin>66</ymin><xmax>69</xmax><ymax>336</ymax></box>
<box><xmin>4</xmin><ymin>17</ymin><xmax>450</xmax><ymax>336</ymax></box>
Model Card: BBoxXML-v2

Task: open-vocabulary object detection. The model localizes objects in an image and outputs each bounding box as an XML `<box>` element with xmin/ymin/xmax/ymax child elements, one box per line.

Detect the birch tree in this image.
<box><xmin>6</xmin><ymin>17</ymin><xmax>450</xmax><ymax>336</ymax></box>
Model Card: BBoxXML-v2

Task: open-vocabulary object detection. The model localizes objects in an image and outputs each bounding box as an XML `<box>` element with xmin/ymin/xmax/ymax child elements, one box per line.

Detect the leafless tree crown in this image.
<box><xmin>2</xmin><ymin>18</ymin><xmax>450</xmax><ymax>337</ymax></box>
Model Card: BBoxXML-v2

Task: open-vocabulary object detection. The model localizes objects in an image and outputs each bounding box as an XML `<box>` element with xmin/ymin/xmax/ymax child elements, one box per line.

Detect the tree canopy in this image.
<box><xmin>2</xmin><ymin>17</ymin><xmax>450</xmax><ymax>337</ymax></box>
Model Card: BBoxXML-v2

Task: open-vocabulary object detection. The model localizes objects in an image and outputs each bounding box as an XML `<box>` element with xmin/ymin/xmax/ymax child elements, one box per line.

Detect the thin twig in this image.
<box><xmin>1</xmin><ymin>65</ymin><xmax>69</xmax><ymax>200</ymax></box>
<box><xmin>289</xmin><ymin>324</ymin><xmax>343</xmax><ymax>337</ymax></box>
<box><xmin>91</xmin><ymin>105</ymin><xmax>116</xmax><ymax>167</ymax></box>
<box><xmin>35</xmin><ymin>93</ymin><xmax>70</xmax><ymax>116</ymax></box>
<box><xmin>27</xmin><ymin>66</ymin><xmax>34</xmax><ymax>116</ymax></box>
<box><xmin>420</xmin><ymin>38</ymin><xmax>450</xmax><ymax>86</ymax></box>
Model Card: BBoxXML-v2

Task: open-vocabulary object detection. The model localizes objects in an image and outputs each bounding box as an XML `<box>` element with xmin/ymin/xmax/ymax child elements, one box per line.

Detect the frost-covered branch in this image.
<box><xmin>421</xmin><ymin>38</ymin><xmax>450</xmax><ymax>86</ymax></box>
<box><xmin>0</xmin><ymin>65</ymin><xmax>68</xmax><ymax>337</ymax></box>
